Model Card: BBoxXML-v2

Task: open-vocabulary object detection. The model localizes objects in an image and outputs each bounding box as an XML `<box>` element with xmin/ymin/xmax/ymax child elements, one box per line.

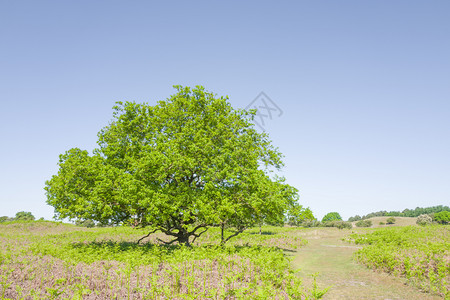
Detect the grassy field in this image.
<box><xmin>0</xmin><ymin>221</ymin><xmax>324</xmax><ymax>299</ymax></box>
<box><xmin>346</xmin><ymin>225</ymin><xmax>450</xmax><ymax>298</ymax></box>
<box><xmin>1</xmin><ymin>221</ymin><xmax>448</xmax><ymax>299</ymax></box>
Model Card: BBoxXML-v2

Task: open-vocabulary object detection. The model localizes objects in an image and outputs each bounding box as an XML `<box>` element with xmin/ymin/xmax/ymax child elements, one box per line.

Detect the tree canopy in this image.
<box><xmin>287</xmin><ymin>204</ymin><xmax>316</xmax><ymax>226</ymax></box>
<box><xmin>15</xmin><ymin>211</ymin><xmax>35</xmax><ymax>221</ymax></box>
<box><xmin>321</xmin><ymin>212</ymin><xmax>342</xmax><ymax>222</ymax></box>
<box><xmin>347</xmin><ymin>205</ymin><xmax>450</xmax><ymax>221</ymax></box>
<box><xmin>45</xmin><ymin>86</ymin><xmax>298</xmax><ymax>246</ymax></box>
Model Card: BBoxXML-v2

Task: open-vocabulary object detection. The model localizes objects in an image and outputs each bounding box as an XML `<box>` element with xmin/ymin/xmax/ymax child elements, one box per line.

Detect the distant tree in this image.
<box><xmin>75</xmin><ymin>219</ymin><xmax>95</xmax><ymax>228</ymax></box>
<box><xmin>356</xmin><ymin>220</ymin><xmax>372</xmax><ymax>227</ymax></box>
<box><xmin>386</xmin><ymin>211</ymin><xmax>401</xmax><ymax>217</ymax></box>
<box><xmin>322</xmin><ymin>220</ymin><xmax>351</xmax><ymax>229</ymax></box>
<box><xmin>348</xmin><ymin>215</ymin><xmax>361</xmax><ymax>222</ymax></box>
<box><xmin>15</xmin><ymin>211</ymin><xmax>35</xmax><ymax>221</ymax></box>
<box><xmin>322</xmin><ymin>212</ymin><xmax>342</xmax><ymax>222</ymax></box>
<box><xmin>416</xmin><ymin>214</ymin><xmax>432</xmax><ymax>226</ymax></box>
<box><xmin>433</xmin><ymin>211</ymin><xmax>450</xmax><ymax>224</ymax></box>
<box><xmin>0</xmin><ymin>216</ymin><xmax>10</xmax><ymax>222</ymax></box>
<box><xmin>386</xmin><ymin>217</ymin><xmax>396</xmax><ymax>225</ymax></box>
<box><xmin>45</xmin><ymin>86</ymin><xmax>298</xmax><ymax>246</ymax></box>
<box><xmin>287</xmin><ymin>204</ymin><xmax>316</xmax><ymax>226</ymax></box>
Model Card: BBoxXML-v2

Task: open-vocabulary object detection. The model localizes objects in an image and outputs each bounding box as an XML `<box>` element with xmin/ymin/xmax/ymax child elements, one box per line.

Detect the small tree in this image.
<box><xmin>75</xmin><ymin>219</ymin><xmax>96</xmax><ymax>228</ymax></box>
<box><xmin>386</xmin><ymin>217</ymin><xmax>396</xmax><ymax>225</ymax></box>
<box><xmin>356</xmin><ymin>220</ymin><xmax>372</xmax><ymax>227</ymax></box>
<box><xmin>45</xmin><ymin>86</ymin><xmax>298</xmax><ymax>246</ymax></box>
<box><xmin>322</xmin><ymin>212</ymin><xmax>342</xmax><ymax>223</ymax></box>
<box><xmin>416</xmin><ymin>214</ymin><xmax>432</xmax><ymax>226</ymax></box>
<box><xmin>0</xmin><ymin>216</ymin><xmax>10</xmax><ymax>222</ymax></box>
<box><xmin>433</xmin><ymin>211</ymin><xmax>450</xmax><ymax>224</ymax></box>
<box><xmin>348</xmin><ymin>215</ymin><xmax>361</xmax><ymax>222</ymax></box>
<box><xmin>15</xmin><ymin>211</ymin><xmax>35</xmax><ymax>221</ymax></box>
<box><xmin>287</xmin><ymin>204</ymin><xmax>316</xmax><ymax>226</ymax></box>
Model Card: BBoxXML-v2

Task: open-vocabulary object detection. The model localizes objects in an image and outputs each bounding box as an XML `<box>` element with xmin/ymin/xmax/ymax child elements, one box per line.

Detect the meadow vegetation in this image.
<box><xmin>0</xmin><ymin>220</ymin><xmax>328</xmax><ymax>299</ymax></box>
<box><xmin>346</xmin><ymin>225</ymin><xmax>450</xmax><ymax>298</ymax></box>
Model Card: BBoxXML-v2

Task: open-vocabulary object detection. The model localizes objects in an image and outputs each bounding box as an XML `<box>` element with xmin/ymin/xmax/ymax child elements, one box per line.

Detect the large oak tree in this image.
<box><xmin>45</xmin><ymin>86</ymin><xmax>298</xmax><ymax>246</ymax></box>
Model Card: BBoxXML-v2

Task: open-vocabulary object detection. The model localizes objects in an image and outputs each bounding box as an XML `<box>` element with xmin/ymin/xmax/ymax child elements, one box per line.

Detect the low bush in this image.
<box><xmin>322</xmin><ymin>220</ymin><xmax>352</xmax><ymax>229</ymax></box>
<box><xmin>386</xmin><ymin>217</ymin><xmax>396</xmax><ymax>225</ymax></box>
<box><xmin>433</xmin><ymin>211</ymin><xmax>450</xmax><ymax>224</ymax></box>
<box><xmin>355</xmin><ymin>220</ymin><xmax>372</xmax><ymax>227</ymax></box>
<box><xmin>347</xmin><ymin>226</ymin><xmax>449</xmax><ymax>297</ymax></box>
<box><xmin>75</xmin><ymin>219</ymin><xmax>95</xmax><ymax>228</ymax></box>
<box><xmin>379</xmin><ymin>221</ymin><xmax>385</xmax><ymax>225</ymax></box>
<box><xmin>300</xmin><ymin>219</ymin><xmax>321</xmax><ymax>228</ymax></box>
<box><xmin>416</xmin><ymin>214</ymin><xmax>432</xmax><ymax>226</ymax></box>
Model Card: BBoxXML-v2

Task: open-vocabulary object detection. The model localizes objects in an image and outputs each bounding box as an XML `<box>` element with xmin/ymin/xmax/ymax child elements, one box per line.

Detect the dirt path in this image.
<box><xmin>290</xmin><ymin>228</ymin><xmax>442</xmax><ymax>300</ymax></box>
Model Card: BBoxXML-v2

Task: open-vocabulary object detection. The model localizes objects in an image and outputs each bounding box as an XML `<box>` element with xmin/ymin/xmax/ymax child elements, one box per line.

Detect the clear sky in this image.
<box><xmin>1</xmin><ymin>1</ymin><xmax>449</xmax><ymax>221</ymax></box>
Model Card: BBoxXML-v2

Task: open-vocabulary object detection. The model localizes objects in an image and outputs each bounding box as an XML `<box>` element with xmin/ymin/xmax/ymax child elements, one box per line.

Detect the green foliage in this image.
<box><xmin>347</xmin><ymin>226</ymin><xmax>449</xmax><ymax>297</ymax></box>
<box><xmin>322</xmin><ymin>220</ymin><xmax>352</xmax><ymax>229</ymax></box>
<box><xmin>416</xmin><ymin>214</ymin><xmax>432</xmax><ymax>226</ymax></box>
<box><xmin>379</xmin><ymin>221</ymin><xmax>385</xmax><ymax>225</ymax></box>
<box><xmin>321</xmin><ymin>212</ymin><xmax>342</xmax><ymax>222</ymax></box>
<box><xmin>347</xmin><ymin>215</ymin><xmax>361</xmax><ymax>222</ymax></box>
<box><xmin>0</xmin><ymin>216</ymin><xmax>11</xmax><ymax>223</ymax></box>
<box><xmin>14</xmin><ymin>211</ymin><xmax>35</xmax><ymax>221</ymax></box>
<box><xmin>348</xmin><ymin>205</ymin><xmax>450</xmax><ymax>221</ymax></box>
<box><xmin>45</xmin><ymin>86</ymin><xmax>298</xmax><ymax>246</ymax></box>
<box><xmin>433</xmin><ymin>211</ymin><xmax>450</xmax><ymax>224</ymax></box>
<box><xmin>0</xmin><ymin>221</ymin><xmax>323</xmax><ymax>299</ymax></box>
<box><xmin>355</xmin><ymin>220</ymin><xmax>372</xmax><ymax>227</ymax></box>
<box><xmin>75</xmin><ymin>219</ymin><xmax>95</xmax><ymax>228</ymax></box>
<box><xmin>287</xmin><ymin>205</ymin><xmax>316</xmax><ymax>226</ymax></box>
<box><xmin>299</xmin><ymin>219</ymin><xmax>321</xmax><ymax>228</ymax></box>
<box><xmin>386</xmin><ymin>217</ymin><xmax>396</xmax><ymax>225</ymax></box>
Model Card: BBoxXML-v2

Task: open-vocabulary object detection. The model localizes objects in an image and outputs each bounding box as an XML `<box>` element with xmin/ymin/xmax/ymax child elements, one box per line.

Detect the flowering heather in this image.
<box><xmin>0</xmin><ymin>221</ymin><xmax>323</xmax><ymax>299</ymax></box>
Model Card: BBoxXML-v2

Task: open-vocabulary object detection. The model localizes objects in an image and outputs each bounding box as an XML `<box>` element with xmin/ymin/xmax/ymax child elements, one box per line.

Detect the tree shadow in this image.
<box><xmin>247</xmin><ymin>230</ymin><xmax>277</xmax><ymax>235</ymax></box>
<box><xmin>68</xmin><ymin>240</ymin><xmax>289</xmax><ymax>256</ymax></box>
<box><xmin>69</xmin><ymin>240</ymin><xmax>182</xmax><ymax>255</ymax></box>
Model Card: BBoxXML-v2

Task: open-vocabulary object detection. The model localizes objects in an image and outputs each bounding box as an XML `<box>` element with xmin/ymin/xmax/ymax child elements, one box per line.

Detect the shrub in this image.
<box><xmin>379</xmin><ymin>221</ymin><xmax>385</xmax><ymax>225</ymax></box>
<box><xmin>433</xmin><ymin>211</ymin><xmax>450</xmax><ymax>224</ymax></box>
<box><xmin>348</xmin><ymin>215</ymin><xmax>361</xmax><ymax>222</ymax></box>
<box><xmin>323</xmin><ymin>220</ymin><xmax>352</xmax><ymax>229</ymax></box>
<box><xmin>336</xmin><ymin>221</ymin><xmax>352</xmax><ymax>229</ymax></box>
<box><xmin>0</xmin><ymin>216</ymin><xmax>10</xmax><ymax>222</ymax></box>
<box><xmin>300</xmin><ymin>219</ymin><xmax>321</xmax><ymax>228</ymax></box>
<box><xmin>15</xmin><ymin>211</ymin><xmax>35</xmax><ymax>221</ymax></box>
<box><xmin>355</xmin><ymin>220</ymin><xmax>372</xmax><ymax>227</ymax></box>
<box><xmin>75</xmin><ymin>219</ymin><xmax>95</xmax><ymax>228</ymax></box>
<box><xmin>416</xmin><ymin>214</ymin><xmax>432</xmax><ymax>226</ymax></box>
<box><xmin>386</xmin><ymin>217</ymin><xmax>396</xmax><ymax>225</ymax></box>
<box><xmin>322</xmin><ymin>212</ymin><xmax>342</xmax><ymax>222</ymax></box>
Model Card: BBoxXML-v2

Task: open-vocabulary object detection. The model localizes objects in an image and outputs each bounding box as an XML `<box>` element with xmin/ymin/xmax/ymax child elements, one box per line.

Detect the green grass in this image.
<box><xmin>0</xmin><ymin>221</ymin><xmax>322</xmax><ymax>299</ymax></box>
<box><xmin>346</xmin><ymin>225</ymin><xmax>450</xmax><ymax>298</ymax></box>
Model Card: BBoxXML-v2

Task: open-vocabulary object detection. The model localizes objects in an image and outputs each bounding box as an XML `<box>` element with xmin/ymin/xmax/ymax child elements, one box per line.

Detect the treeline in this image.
<box><xmin>0</xmin><ymin>211</ymin><xmax>39</xmax><ymax>222</ymax></box>
<box><xmin>348</xmin><ymin>205</ymin><xmax>450</xmax><ymax>222</ymax></box>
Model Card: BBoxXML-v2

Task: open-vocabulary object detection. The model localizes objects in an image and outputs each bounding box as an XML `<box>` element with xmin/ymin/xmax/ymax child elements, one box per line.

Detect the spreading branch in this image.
<box><xmin>137</xmin><ymin>228</ymin><xmax>159</xmax><ymax>244</ymax></box>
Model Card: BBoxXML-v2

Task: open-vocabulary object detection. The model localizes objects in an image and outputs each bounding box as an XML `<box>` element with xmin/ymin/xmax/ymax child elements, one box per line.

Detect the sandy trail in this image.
<box><xmin>290</xmin><ymin>228</ymin><xmax>442</xmax><ymax>300</ymax></box>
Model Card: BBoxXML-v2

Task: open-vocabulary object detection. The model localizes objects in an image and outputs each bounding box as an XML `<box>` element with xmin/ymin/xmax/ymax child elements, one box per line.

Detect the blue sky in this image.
<box><xmin>1</xmin><ymin>1</ymin><xmax>449</xmax><ymax>221</ymax></box>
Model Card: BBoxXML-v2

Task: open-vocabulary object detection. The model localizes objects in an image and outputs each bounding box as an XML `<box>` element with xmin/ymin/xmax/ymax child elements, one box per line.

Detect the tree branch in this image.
<box><xmin>137</xmin><ymin>228</ymin><xmax>159</xmax><ymax>244</ymax></box>
<box><xmin>191</xmin><ymin>227</ymin><xmax>208</xmax><ymax>244</ymax></box>
<box><xmin>222</xmin><ymin>226</ymin><xmax>247</xmax><ymax>244</ymax></box>
<box><xmin>157</xmin><ymin>237</ymin><xmax>179</xmax><ymax>245</ymax></box>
